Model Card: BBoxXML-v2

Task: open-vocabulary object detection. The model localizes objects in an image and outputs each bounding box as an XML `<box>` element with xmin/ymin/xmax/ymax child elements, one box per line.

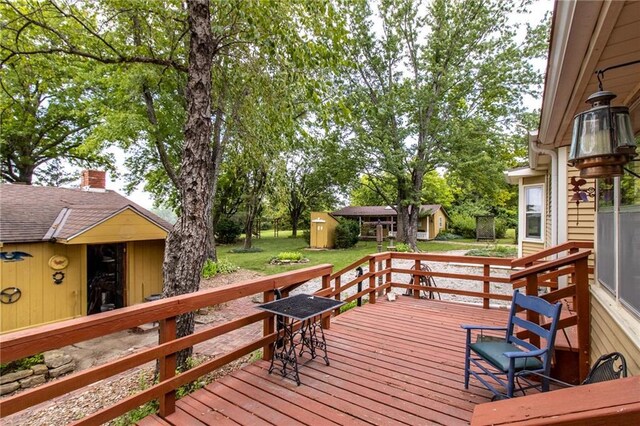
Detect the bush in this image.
<box><xmin>215</xmin><ymin>218</ymin><xmax>242</xmax><ymax>244</ymax></box>
<box><xmin>466</xmin><ymin>245</ymin><xmax>517</xmax><ymax>258</ymax></box>
<box><xmin>434</xmin><ymin>232</ymin><xmax>462</xmax><ymax>241</ymax></box>
<box><xmin>276</xmin><ymin>251</ymin><xmax>303</xmax><ymax>261</ymax></box>
<box><xmin>302</xmin><ymin>228</ymin><xmax>311</xmax><ymax>245</ymax></box>
<box><xmin>201</xmin><ymin>258</ymin><xmax>239</xmax><ymax>278</ymax></box>
<box><xmin>201</xmin><ymin>259</ymin><xmax>217</xmax><ymax>278</ymax></box>
<box><xmin>495</xmin><ymin>217</ymin><xmax>507</xmax><ymax>239</ymax></box>
<box><xmin>335</xmin><ymin>219</ymin><xmax>360</xmax><ymax>249</ymax></box>
<box><xmin>395</xmin><ymin>242</ymin><xmax>411</xmax><ymax>252</ymax></box>
<box><xmin>448</xmin><ymin>212</ymin><xmax>476</xmax><ymax>239</ymax></box>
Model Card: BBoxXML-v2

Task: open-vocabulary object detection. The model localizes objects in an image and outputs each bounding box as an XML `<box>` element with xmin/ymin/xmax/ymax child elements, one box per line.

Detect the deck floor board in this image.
<box><xmin>143</xmin><ymin>297</ymin><xmax>511</xmax><ymax>425</ymax></box>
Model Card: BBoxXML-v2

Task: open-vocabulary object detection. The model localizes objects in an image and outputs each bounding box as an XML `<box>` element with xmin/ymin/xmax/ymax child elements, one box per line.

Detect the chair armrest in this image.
<box><xmin>460</xmin><ymin>325</ymin><xmax>508</xmax><ymax>331</ymax></box>
<box><xmin>504</xmin><ymin>347</ymin><xmax>547</xmax><ymax>359</ymax></box>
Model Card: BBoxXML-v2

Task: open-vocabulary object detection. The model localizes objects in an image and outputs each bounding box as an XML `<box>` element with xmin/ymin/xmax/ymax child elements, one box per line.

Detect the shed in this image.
<box><xmin>0</xmin><ymin>172</ymin><xmax>172</xmax><ymax>333</ymax></box>
<box><xmin>309</xmin><ymin>212</ymin><xmax>339</xmax><ymax>249</ymax></box>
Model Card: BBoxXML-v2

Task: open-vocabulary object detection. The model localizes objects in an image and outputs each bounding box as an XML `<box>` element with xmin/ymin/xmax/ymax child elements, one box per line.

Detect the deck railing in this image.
<box><xmin>0</xmin><ymin>242</ymin><xmax>592</xmax><ymax>423</ymax></box>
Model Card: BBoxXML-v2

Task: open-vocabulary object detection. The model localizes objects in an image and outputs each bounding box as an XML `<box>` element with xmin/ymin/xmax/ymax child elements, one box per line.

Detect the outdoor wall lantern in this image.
<box><xmin>568</xmin><ymin>61</ymin><xmax>639</xmax><ymax>178</ymax></box>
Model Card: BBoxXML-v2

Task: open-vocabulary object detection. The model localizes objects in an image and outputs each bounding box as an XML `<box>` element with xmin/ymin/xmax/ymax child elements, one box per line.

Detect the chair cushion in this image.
<box><xmin>470</xmin><ymin>341</ymin><xmax>543</xmax><ymax>372</ymax></box>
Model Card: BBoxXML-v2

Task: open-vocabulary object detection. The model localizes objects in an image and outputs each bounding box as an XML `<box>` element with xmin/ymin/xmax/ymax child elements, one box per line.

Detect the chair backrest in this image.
<box><xmin>505</xmin><ymin>290</ymin><xmax>563</xmax><ymax>367</ymax></box>
<box><xmin>582</xmin><ymin>352</ymin><xmax>628</xmax><ymax>385</ymax></box>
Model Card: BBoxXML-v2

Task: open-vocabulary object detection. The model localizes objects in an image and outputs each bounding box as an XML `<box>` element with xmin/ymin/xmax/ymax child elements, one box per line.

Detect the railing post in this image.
<box><xmin>526</xmin><ymin>274</ymin><xmax>541</xmax><ymax>349</ymax></box>
<box><xmin>262</xmin><ymin>290</ymin><xmax>274</xmax><ymax>361</ymax></box>
<box><xmin>413</xmin><ymin>259</ymin><xmax>421</xmax><ymax>299</ymax></box>
<box><xmin>334</xmin><ymin>276</ymin><xmax>342</xmax><ymax>315</ymax></box>
<box><xmin>159</xmin><ymin>316</ymin><xmax>177</xmax><ymax>418</ymax></box>
<box><xmin>322</xmin><ymin>272</ymin><xmax>331</xmax><ymax>329</ymax></box>
<box><xmin>369</xmin><ymin>257</ymin><xmax>376</xmax><ymax>304</ymax></box>
<box><xmin>574</xmin><ymin>256</ymin><xmax>591</xmax><ymax>382</ymax></box>
<box><xmin>385</xmin><ymin>258</ymin><xmax>392</xmax><ymax>294</ymax></box>
<box><xmin>483</xmin><ymin>264</ymin><xmax>491</xmax><ymax>309</ymax></box>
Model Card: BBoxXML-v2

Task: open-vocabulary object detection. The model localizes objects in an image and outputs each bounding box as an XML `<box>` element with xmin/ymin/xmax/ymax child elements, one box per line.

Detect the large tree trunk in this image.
<box><xmin>162</xmin><ymin>0</ymin><xmax>214</xmax><ymax>370</ymax></box>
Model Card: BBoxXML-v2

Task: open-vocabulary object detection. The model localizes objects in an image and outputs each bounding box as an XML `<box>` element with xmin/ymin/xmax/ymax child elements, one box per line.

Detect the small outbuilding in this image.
<box><xmin>309</xmin><ymin>212</ymin><xmax>339</xmax><ymax>249</ymax></box>
<box><xmin>0</xmin><ymin>171</ymin><xmax>172</xmax><ymax>333</ymax></box>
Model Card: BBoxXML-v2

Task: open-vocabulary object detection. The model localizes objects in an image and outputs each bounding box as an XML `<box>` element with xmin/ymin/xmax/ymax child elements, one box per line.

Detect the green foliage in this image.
<box><xmin>448</xmin><ymin>213</ymin><xmax>477</xmax><ymax>239</ymax></box>
<box><xmin>201</xmin><ymin>258</ymin><xmax>239</xmax><ymax>278</ymax></box>
<box><xmin>201</xmin><ymin>259</ymin><xmax>218</xmax><ymax>279</ymax></box>
<box><xmin>0</xmin><ymin>354</ymin><xmax>44</xmax><ymax>375</ymax></box>
<box><xmin>394</xmin><ymin>243</ymin><xmax>411</xmax><ymax>253</ymax></box>
<box><xmin>466</xmin><ymin>245</ymin><xmax>517</xmax><ymax>258</ymax></box>
<box><xmin>216</xmin><ymin>218</ymin><xmax>243</xmax><ymax>244</ymax></box>
<box><xmin>248</xmin><ymin>350</ymin><xmax>263</xmax><ymax>363</ymax></box>
<box><xmin>434</xmin><ymin>232</ymin><xmax>463</xmax><ymax>241</ymax></box>
<box><xmin>276</xmin><ymin>252</ymin><xmax>303</xmax><ymax>261</ymax></box>
<box><xmin>302</xmin><ymin>229</ymin><xmax>311</xmax><ymax>245</ymax></box>
<box><xmin>340</xmin><ymin>297</ymin><xmax>368</xmax><ymax>313</ymax></box>
<box><xmin>495</xmin><ymin>217</ymin><xmax>508</xmax><ymax>240</ymax></box>
<box><xmin>335</xmin><ymin>219</ymin><xmax>360</xmax><ymax>249</ymax></box>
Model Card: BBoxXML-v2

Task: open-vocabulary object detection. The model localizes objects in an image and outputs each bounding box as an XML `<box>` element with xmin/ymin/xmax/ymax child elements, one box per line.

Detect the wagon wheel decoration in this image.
<box><xmin>1</xmin><ymin>287</ymin><xmax>22</xmax><ymax>304</ymax></box>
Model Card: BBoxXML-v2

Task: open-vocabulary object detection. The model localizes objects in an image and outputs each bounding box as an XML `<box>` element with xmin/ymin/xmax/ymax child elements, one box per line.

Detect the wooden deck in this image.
<box><xmin>140</xmin><ymin>296</ymin><xmax>513</xmax><ymax>425</ymax></box>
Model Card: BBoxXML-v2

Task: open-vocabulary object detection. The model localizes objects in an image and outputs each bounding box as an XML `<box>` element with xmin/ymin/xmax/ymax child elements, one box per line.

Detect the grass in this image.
<box><xmin>218</xmin><ymin>230</ymin><xmax>489</xmax><ymax>274</ymax></box>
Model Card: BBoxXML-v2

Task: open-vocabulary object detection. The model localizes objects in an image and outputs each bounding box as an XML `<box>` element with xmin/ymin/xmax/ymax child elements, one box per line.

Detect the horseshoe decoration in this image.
<box><xmin>1</xmin><ymin>287</ymin><xmax>22</xmax><ymax>304</ymax></box>
<box><xmin>53</xmin><ymin>271</ymin><xmax>65</xmax><ymax>285</ymax></box>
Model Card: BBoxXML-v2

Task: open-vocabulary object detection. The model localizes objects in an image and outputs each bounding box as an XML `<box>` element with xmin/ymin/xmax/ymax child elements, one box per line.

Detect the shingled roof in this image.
<box><xmin>0</xmin><ymin>184</ymin><xmax>172</xmax><ymax>243</ymax></box>
<box><xmin>332</xmin><ymin>205</ymin><xmax>444</xmax><ymax>217</ymax></box>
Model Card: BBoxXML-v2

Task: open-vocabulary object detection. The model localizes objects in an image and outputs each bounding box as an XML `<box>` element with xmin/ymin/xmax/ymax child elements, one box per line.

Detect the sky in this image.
<box><xmin>104</xmin><ymin>0</ymin><xmax>555</xmax><ymax>211</ymax></box>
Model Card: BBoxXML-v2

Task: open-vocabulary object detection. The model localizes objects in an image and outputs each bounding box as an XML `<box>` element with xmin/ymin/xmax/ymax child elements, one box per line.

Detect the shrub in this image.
<box><xmin>395</xmin><ymin>242</ymin><xmax>411</xmax><ymax>252</ymax></box>
<box><xmin>448</xmin><ymin>212</ymin><xmax>476</xmax><ymax>239</ymax></box>
<box><xmin>201</xmin><ymin>259</ymin><xmax>217</xmax><ymax>278</ymax></box>
<box><xmin>276</xmin><ymin>251</ymin><xmax>303</xmax><ymax>261</ymax></box>
<box><xmin>466</xmin><ymin>245</ymin><xmax>517</xmax><ymax>258</ymax></box>
<box><xmin>215</xmin><ymin>218</ymin><xmax>242</xmax><ymax>244</ymax></box>
<box><xmin>495</xmin><ymin>217</ymin><xmax>507</xmax><ymax>239</ymax></box>
<box><xmin>302</xmin><ymin>228</ymin><xmax>311</xmax><ymax>245</ymax></box>
<box><xmin>201</xmin><ymin>258</ymin><xmax>238</xmax><ymax>278</ymax></box>
<box><xmin>334</xmin><ymin>219</ymin><xmax>360</xmax><ymax>249</ymax></box>
<box><xmin>434</xmin><ymin>232</ymin><xmax>462</xmax><ymax>241</ymax></box>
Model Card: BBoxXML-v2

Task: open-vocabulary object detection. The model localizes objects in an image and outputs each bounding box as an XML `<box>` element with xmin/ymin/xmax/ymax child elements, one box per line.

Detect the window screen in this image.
<box><xmin>525</xmin><ymin>186</ymin><xmax>543</xmax><ymax>239</ymax></box>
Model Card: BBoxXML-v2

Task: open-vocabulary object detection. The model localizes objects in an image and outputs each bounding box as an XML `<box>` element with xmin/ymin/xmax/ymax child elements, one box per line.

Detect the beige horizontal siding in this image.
<box><xmin>591</xmin><ymin>293</ymin><xmax>640</xmax><ymax>376</ymax></box>
<box><xmin>522</xmin><ymin>241</ymin><xmax>545</xmax><ymax>256</ymax></box>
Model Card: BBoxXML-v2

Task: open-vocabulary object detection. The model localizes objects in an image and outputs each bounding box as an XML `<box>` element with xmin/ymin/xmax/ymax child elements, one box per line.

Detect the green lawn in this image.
<box><xmin>218</xmin><ymin>231</ymin><xmax>490</xmax><ymax>274</ymax></box>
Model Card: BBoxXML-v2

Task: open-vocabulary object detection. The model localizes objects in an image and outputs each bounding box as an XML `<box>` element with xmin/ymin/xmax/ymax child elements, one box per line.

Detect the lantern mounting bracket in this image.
<box><xmin>595</xmin><ymin>59</ymin><xmax>640</xmax><ymax>91</ymax></box>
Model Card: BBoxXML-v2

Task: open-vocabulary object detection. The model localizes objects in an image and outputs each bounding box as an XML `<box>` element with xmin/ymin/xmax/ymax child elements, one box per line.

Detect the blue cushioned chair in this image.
<box><xmin>461</xmin><ymin>290</ymin><xmax>562</xmax><ymax>399</ymax></box>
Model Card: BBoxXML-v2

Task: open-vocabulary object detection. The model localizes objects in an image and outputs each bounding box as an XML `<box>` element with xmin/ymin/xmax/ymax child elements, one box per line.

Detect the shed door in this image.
<box><xmin>87</xmin><ymin>243</ymin><xmax>126</xmax><ymax>315</ymax></box>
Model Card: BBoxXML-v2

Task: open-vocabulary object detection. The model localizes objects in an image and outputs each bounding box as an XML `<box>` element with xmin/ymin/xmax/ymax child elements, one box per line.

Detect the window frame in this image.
<box><xmin>521</xmin><ymin>183</ymin><xmax>545</xmax><ymax>242</ymax></box>
<box><xmin>596</xmin><ymin>162</ymin><xmax>640</xmax><ymax>319</ymax></box>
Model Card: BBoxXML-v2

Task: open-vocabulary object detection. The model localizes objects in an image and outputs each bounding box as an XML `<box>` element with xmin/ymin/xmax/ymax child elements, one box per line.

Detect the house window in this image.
<box><xmin>597</xmin><ymin>160</ymin><xmax>640</xmax><ymax>316</ymax></box>
<box><xmin>524</xmin><ymin>185</ymin><xmax>543</xmax><ymax>240</ymax></box>
<box><xmin>438</xmin><ymin>217</ymin><xmax>443</xmax><ymax>229</ymax></box>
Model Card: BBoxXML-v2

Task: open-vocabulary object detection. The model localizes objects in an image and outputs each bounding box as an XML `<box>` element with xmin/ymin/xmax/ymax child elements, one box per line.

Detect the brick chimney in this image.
<box><xmin>81</xmin><ymin>170</ymin><xmax>106</xmax><ymax>190</ymax></box>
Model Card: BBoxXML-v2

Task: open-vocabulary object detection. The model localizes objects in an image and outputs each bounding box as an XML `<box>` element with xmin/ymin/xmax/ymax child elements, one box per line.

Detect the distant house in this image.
<box><xmin>331</xmin><ymin>205</ymin><xmax>448</xmax><ymax>241</ymax></box>
<box><xmin>0</xmin><ymin>170</ymin><xmax>172</xmax><ymax>333</ymax></box>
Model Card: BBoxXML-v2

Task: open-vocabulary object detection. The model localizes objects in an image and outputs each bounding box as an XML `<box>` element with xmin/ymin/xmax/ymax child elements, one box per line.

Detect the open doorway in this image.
<box><xmin>87</xmin><ymin>243</ymin><xmax>125</xmax><ymax>315</ymax></box>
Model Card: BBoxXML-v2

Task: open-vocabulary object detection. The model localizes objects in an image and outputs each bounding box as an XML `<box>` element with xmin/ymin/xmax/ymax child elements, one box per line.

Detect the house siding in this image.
<box><xmin>0</xmin><ymin>242</ymin><xmax>85</xmax><ymax>333</ymax></box>
<box><xmin>566</xmin><ymin>168</ymin><xmax>596</xmax><ymax>243</ymax></box>
<box><xmin>590</xmin><ymin>291</ymin><xmax>640</xmax><ymax>376</ymax></box>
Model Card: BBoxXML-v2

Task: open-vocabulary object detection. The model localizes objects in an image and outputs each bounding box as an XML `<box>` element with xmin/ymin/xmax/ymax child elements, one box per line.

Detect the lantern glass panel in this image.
<box><xmin>613</xmin><ymin>110</ymin><xmax>636</xmax><ymax>151</ymax></box>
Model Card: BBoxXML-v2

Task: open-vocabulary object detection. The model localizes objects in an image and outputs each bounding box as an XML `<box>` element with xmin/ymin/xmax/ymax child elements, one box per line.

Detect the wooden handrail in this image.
<box><xmin>0</xmin><ymin>264</ymin><xmax>332</xmax><ymax>363</ymax></box>
<box><xmin>510</xmin><ymin>250</ymin><xmax>591</xmax><ymax>280</ymax></box>
<box><xmin>510</xmin><ymin>241</ymin><xmax>593</xmax><ymax>268</ymax></box>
